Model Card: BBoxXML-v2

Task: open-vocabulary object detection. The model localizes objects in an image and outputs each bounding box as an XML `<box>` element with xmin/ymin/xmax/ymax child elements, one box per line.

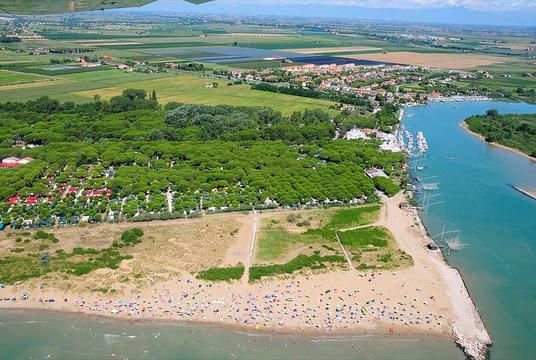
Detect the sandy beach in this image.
<box><xmin>0</xmin><ymin>194</ymin><xmax>490</xmax><ymax>357</ymax></box>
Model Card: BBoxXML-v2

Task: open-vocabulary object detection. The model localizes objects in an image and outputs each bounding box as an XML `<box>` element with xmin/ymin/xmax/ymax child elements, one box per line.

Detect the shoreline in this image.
<box><xmin>0</xmin><ymin>194</ymin><xmax>492</xmax><ymax>359</ymax></box>
<box><xmin>401</xmin><ymin>108</ymin><xmax>493</xmax><ymax>359</ymax></box>
<box><xmin>410</xmin><ymin>204</ymin><xmax>492</xmax><ymax>359</ymax></box>
<box><xmin>461</xmin><ymin>121</ymin><xmax>535</xmax><ymax>163</ymax></box>
<box><xmin>0</xmin><ymin>306</ymin><xmax>448</xmax><ymax>339</ymax></box>
<box><xmin>0</xmin><ymin>195</ymin><xmax>465</xmax><ymax>347</ymax></box>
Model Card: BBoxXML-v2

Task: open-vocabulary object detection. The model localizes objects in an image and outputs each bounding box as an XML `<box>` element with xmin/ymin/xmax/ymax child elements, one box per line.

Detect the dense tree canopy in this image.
<box><xmin>465</xmin><ymin>110</ymin><xmax>536</xmax><ymax>157</ymax></box>
<box><xmin>0</xmin><ymin>95</ymin><xmax>404</xmax><ymax>228</ymax></box>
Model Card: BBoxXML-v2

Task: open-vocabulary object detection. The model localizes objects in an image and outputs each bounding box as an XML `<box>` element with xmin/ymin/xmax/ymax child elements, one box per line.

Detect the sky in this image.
<box><xmin>136</xmin><ymin>0</ymin><xmax>536</xmax><ymax>26</ymax></box>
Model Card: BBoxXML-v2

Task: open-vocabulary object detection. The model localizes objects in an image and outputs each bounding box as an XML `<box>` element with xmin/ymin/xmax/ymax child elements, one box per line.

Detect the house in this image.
<box><xmin>0</xmin><ymin>156</ymin><xmax>33</xmax><ymax>168</ymax></box>
<box><xmin>345</xmin><ymin>128</ymin><xmax>367</xmax><ymax>140</ymax></box>
<box><xmin>2</xmin><ymin>156</ymin><xmax>20</xmax><ymax>164</ymax></box>
<box><xmin>25</xmin><ymin>195</ymin><xmax>39</xmax><ymax>205</ymax></box>
<box><xmin>6</xmin><ymin>195</ymin><xmax>19</xmax><ymax>205</ymax></box>
<box><xmin>376</xmin><ymin>131</ymin><xmax>395</xmax><ymax>141</ymax></box>
<box><xmin>340</xmin><ymin>105</ymin><xmax>356</xmax><ymax>112</ymax></box>
<box><xmin>380</xmin><ymin>140</ymin><xmax>403</xmax><ymax>152</ymax></box>
<box><xmin>365</xmin><ymin>168</ymin><xmax>388</xmax><ymax>179</ymax></box>
<box><xmin>19</xmin><ymin>157</ymin><xmax>34</xmax><ymax>164</ymax></box>
<box><xmin>0</xmin><ymin>162</ymin><xmax>21</xmax><ymax>168</ymax></box>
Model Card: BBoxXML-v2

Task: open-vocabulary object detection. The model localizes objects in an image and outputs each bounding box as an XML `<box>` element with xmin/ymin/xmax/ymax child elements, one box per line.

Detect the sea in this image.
<box><xmin>1</xmin><ymin>101</ymin><xmax>535</xmax><ymax>359</ymax></box>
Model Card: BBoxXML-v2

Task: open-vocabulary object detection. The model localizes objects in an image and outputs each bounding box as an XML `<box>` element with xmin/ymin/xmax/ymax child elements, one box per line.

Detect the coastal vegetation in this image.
<box><xmin>465</xmin><ymin>110</ymin><xmax>536</xmax><ymax>157</ymax></box>
<box><xmin>249</xmin><ymin>252</ymin><xmax>346</xmax><ymax>282</ymax></box>
<box><xmin>256</xmin><ymin>205</ymin><xmax>380</xmax><ymax>263</ymax></box>
<box><xmin>252</xmin><ymin>203</ymin><xmax>409</xmax><ymax>279</ymax></box>
<box><xmin>0</xmin><ymin>228</ymin><xmax>142</xmax><ymax>284</ymax></box>
<box><xmin>197</xmin><ymin>264</ymin><xmax>245</xmax><ymax>281</ymax></box>
<box><xmin>338</xmin><ymin>226</ymin><xmax>414</xmax><ymax>270</ymax></box>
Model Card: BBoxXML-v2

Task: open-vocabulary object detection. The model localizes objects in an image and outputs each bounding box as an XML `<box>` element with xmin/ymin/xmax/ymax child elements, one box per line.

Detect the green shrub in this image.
<box><xmin>197</xmin><ymin>265</ymin><xmax>245</xmax><ymax>281</ymax></box>
<box><xmin>249</xmin><ymin>253</ymin><xmax>345</xmax><ymax>282</ymax></box>
<box><xmin>120</xmin><ymin>228</ymin><xmax>144</xmax><ymax>246</ymax></box>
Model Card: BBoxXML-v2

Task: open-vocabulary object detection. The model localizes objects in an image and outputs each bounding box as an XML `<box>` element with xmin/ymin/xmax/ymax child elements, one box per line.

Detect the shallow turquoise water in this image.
<box><xmin>403</xmin><ymin>101</ymin><xmax>536</xmax><ymax>360</ymax></box>
<box><xmin>0</xmin><ymin>310</ymin><xmax>462</xmax><ymax>360</ymax></box>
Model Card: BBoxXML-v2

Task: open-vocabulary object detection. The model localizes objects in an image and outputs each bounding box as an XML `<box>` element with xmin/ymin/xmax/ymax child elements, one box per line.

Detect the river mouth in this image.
<box><xmin>402</xmin><ymin>100</ymin><xmax>536</xmax><ymax>360</ymax></box>
<box><xmin>1</xmin><ymin>101</ymin><xmax>534</xmax><ymax>360</ymax></box>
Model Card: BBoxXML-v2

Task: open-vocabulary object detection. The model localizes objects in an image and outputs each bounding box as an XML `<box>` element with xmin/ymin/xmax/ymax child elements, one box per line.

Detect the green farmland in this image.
<box><xmin>0</xmin><ymin>70</ymin><xmax>52</xmax><ymax>86</ymax></box>
<box><xmin>0</xmin><ymin>68</ymin><xmax>335</xmax><ymax>115</ymax></box>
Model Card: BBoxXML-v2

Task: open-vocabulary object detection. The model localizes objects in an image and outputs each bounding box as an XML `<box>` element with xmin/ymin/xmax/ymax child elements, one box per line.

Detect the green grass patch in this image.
<box><xmin>324</xmin><ymin>205</ymin><xmax>380</xmax><ymax>229</ymax></box>
<box><xmin>256</xmin><ymin>228</ymin><xmax>305</xmax><ymax>261</ymax></box>
<box><xmin>249</xmin><ymin>252</ymin><xmax>345</xmax><ymax>282</ymax></box>
<box><xmin>33</xmin><ymin>230</ymin><xmax>59</xmax><ymax>243</ymax></box>
<box><xmin>197</xmin><ymin>264</ymin><xmax>245</xmax><ymax>281</ymax></box>
<box><xmin>338</xmin><ymin>226</ymin><xmax>391</xmax><ymax>248</ymax></box>
<box><xmin>0</xmin><ymin>248</ymin><xmax>133</xmax><ymax>284</ymax></box>
<box><xmin>256</xmin><ymin>205</ymin><xmax>380</xmax><ymax>262</ymax></box>
<box><xmin>0</xmin><ymin>70</ymin><xmax>50</xmax><ymax>86</ymax></box>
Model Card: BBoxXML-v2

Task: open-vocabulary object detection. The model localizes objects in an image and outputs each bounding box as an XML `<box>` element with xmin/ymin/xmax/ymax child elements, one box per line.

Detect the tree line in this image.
<box><xmin>251</xmin><ymin>83</ymin><xmax>371</xmax><ymax>107</ymax></box>
<box><xmin>465</xmin><ymin>109</ymin><xmax>536</xmax><ymax>157</ymax></box>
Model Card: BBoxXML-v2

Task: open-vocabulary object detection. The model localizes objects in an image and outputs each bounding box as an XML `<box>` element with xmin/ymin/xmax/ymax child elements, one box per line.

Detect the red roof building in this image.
<box><xmin>6</xmin><ymin>195</ymin><xmax>20</xmax><ymax>205</ymax></box>
<box><xmin>26</xmin><ymin>195</ymin><xmax>39</xmax><ymax>205</ymax></box>
<box><xmin>0</xmin><ymin>163</ymin><xmax>22</xmax><ymax>168</ymax></box>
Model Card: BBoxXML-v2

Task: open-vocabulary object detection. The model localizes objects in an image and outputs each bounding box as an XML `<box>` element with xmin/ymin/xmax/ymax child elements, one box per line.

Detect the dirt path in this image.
<box><xmin>335</xmin><ymin>231</ymin><xmax>354</xmax><ymax>270</ymax></box>
<box><xmin>241</xmin><ymin>210</ymin><xmax>258</xmax><ymax>285</ymax></box>
<box><xmin>166</xmin><ymin>188</ymin><xmax>173</xmax><ymax>213</ymax></box>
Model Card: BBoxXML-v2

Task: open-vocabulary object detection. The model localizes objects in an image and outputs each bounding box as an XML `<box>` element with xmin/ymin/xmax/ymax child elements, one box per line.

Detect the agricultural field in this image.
<box><xmin>0</xmin><ymin>57</ymin><xmax>336</xmax><ymax>113</ymax></box>
<box><xmin>0</xmin><ymin>69</ymin><xmax>52</xmax><ymax>86</ymax></box>
<box><xmin>343</xmin><ymin>51</ymin><xmax>507</xmax><ymax>70</ymax></box>
<box><xmin>72</xmin><ymin>73</ymin><xmax>337</xmax><ymax>115</ymax></box>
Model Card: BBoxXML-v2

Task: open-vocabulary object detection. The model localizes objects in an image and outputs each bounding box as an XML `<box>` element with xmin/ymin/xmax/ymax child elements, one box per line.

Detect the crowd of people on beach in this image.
<box><xmin>1</xmin><ymin>272</ymin><xmax>447</xmax><ymax>335</ymax></box>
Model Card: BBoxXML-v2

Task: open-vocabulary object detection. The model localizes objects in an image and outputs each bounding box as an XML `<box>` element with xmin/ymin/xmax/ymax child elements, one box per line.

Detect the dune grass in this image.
<box><xmin>338</xmin><ymin>226</ymin><xmax>390</xmax><ymax>248</ymax></box>
<box><xmin>338</xmin><ymin>226</ymin><xmax>413</xmax><ymax>270</ymax></box>
<box><xmin>324</xmin><ymin>205</ymin><xmax>381</xmax><ymax>229</ymax></box>
<box><xmin>197</xmin><ymin>264</ymin><xmax>245</xmax><ymax>281</ymax></box>
<box><xmin>255</xmin><ymin>228</ymin><xmax>306</xmax><ymax>261</ymax></box>
<box><xmin>249</xmin><ymin>252</ymin><xmax>345</xmax><ymax>282</ymax></box>
<box><xmin>0</xmin><ymin>228</ymin><xmax>143</xmax><ymax>285</ymax></box>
